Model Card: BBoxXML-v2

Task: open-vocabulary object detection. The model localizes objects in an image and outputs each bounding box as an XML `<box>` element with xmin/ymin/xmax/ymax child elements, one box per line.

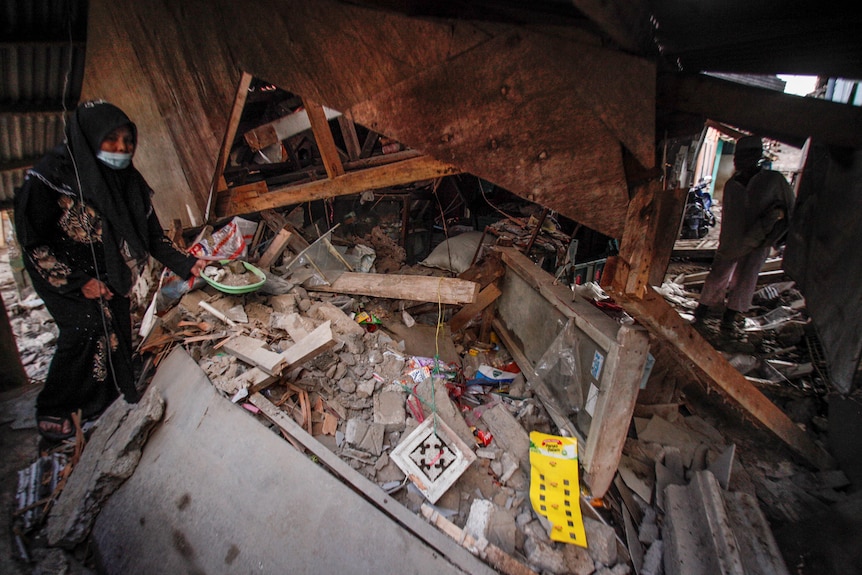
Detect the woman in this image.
<box><xmin>14</xmin><ymin>100</ymin><xmax>206</xmax><ymax>442</ymax></box>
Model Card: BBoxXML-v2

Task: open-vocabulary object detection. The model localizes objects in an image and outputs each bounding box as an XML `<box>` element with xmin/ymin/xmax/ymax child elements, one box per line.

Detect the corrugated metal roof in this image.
<box><xmin>0</xmin><ymin>0</ymin><xmax>87</xmax><ymax>209</ymax></box>
<box><xmin>0</xmin><ymin>111</ymin><xmax>67</xmax><ymax>204</ymax></box>
<box><xmin>0</xmin><ymin>43</ymin><xmax>86</xmax><ymax>104</ymax></box>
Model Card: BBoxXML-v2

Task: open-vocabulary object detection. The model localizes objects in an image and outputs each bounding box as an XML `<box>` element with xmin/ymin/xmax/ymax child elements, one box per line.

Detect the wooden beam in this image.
<box><xmin>337</xmin><ymin>114</ymin><xmax>362</xmax><ymax>160</ymax></box>
<box><xmin>603</xmin><ymin>260</ymin><xmax>836</xmax><ymax>471</ymax></box>
<box><xmin>217</xmin><ymin>155</ymin><xmax>460</xmax><ymax>218</ymax></box>
<box><xmin>449</xmin><ymin>283</ymin><xmax>502</xmax><ymax>332</ymax></box>
<box><xmin>659</xmin><ymin>72</ymin><xmax>862</xmax><ymax>149</ymax></box>
<box><xmin>207</xmin><ymin>72</ymin><xmax>253</xmax><ymax>221</ymax></box>
<box><xmin>615</xmin><ymin>181</ymin><xmax>687</xmax><ymax>298</ymax></box>
<box><xmin>303</xmin><ymin>97</ymin><xmax>345</xmax><ymax>179</ymax></box>
<box><xmin>308</xmin><ymin>272</ymin><xmax>479</xmax><ymax>305</ymax></box>
<box><xmin>360</xmin><ymin>130</ymin><xmax>378</xmax><ymax>158</ymax></box>
<box><xmin>257</xmin><ymin>229</ymin><xmax>293</xmax><ymax>269</ymax></box>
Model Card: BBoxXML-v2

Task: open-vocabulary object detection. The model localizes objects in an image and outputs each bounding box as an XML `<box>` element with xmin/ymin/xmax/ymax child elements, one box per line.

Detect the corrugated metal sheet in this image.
<box><xmin>0</xmin><ymin>43</ymin><xmax>86</xmax><ymax>104</ymax></box>
<box><xmin>0</xmin><ymin>111</ymin><xmax>67</xmax><ymax>204</ymax></box>
<box><xmin>0</xmin><ymin>0</ymin><xmax>87</xmax><ymax>208</ymax></box>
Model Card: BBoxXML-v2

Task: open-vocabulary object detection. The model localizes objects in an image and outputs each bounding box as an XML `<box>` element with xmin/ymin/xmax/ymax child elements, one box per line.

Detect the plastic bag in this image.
<box><xmin>158</xmin><ymin>217</ymin><xmax>257</xmax><ymax>309</ymax></box>
<box><xmin>534</xmin><ymin>318</ymin><xmax>582</xmax><ymax>414</ymax></box>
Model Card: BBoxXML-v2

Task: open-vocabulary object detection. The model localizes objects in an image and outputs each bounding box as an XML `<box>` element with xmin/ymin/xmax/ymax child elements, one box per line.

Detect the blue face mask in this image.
<box><xmin>96</xmin><ymin>150</ymin><xmax>133</xmax><ymax>170</ymax></box>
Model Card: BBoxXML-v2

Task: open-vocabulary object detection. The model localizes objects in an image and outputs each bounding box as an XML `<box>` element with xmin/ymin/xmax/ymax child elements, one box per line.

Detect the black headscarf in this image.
<box><xmin>65</xmin><ymin>101</ymin><xmax>153</xmax><ymax>293</ymax></box>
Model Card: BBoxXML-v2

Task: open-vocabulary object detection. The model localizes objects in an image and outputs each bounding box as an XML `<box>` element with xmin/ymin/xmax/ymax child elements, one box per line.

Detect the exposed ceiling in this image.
<box><xmin>347</xmin><ymin>1</ymin><xmax>862</xmax><ymax>78</ymax></box>
<box><xmin>1</xmin><ymin>0</ymin><xmax>860</xmax><ymax>210</ymax></box>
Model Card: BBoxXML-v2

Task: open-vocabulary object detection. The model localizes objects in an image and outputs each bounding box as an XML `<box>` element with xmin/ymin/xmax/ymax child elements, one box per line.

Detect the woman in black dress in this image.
<box><xmin>14</xmin><ymin>100</ymin><xmax>205</xmax><ymax>441</ymax></box>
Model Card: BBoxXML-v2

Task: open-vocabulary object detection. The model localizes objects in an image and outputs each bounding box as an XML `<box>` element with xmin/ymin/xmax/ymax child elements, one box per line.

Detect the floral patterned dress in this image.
<box><xmin>14</xmin><ymin>146</ymin><xmax>195</xmax><ymax>421</ymax></box>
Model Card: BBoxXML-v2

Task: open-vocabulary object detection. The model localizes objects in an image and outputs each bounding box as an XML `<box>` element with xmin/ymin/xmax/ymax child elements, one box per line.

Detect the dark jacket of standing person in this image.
<box><xmin>13</xmin><ymin>100</ymin><xmax>205</xmax><ymax>442</ymax></box>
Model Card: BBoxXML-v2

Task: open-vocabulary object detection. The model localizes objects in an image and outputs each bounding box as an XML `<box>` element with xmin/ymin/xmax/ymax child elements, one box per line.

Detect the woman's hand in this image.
<box><xmin>189</xmin><ymin>258</ymin><xmax>207</xmax><ymax>278</ymax></box>
<box><xmin>82</xmin><ymin>278</ymin><xmax>113</xmax><ymax>300</ymax></box>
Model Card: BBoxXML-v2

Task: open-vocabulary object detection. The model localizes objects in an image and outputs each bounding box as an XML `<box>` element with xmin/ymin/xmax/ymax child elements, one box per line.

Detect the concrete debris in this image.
<box><xmin>584</xmin><ymin>516</ymin><xmax>618</xmax><ymax>566</ymax></box>
<box><xmin>663</xmin><ymin>470</ymin><xmax>790</xmax><ymax>575</ymax></box>
<box><xmin>2</xmin><ymin>225</ymin><xmax>853</xmax><ymax>575</ymax></box>
<box><xmin>45</xmin><ymin>386</ymin><xmax>165</xmax><ymax>548</ymax></box>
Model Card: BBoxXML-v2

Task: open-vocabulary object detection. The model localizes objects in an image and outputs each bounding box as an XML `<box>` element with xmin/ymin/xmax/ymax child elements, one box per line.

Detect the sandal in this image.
<box><xmin>37</xmin><ymin>415</ymin><xmax>75</xmax><ymax>442</ymax></box>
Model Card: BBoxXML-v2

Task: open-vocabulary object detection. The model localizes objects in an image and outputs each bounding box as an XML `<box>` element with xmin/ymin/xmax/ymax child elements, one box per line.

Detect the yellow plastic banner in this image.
<box><xmin>529</xmin><ymin>431</ymin><xmax>587</xmax><ymax>547</ymax></box>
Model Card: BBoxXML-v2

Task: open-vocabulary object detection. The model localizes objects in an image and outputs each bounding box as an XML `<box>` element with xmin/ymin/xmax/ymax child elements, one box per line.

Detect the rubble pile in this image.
<box><xmin>1</xmin><ymin>249</ymin><xmax>56</xmax><ymax>383</ymax></box>
<box><xmin>3</xmin><ymin>216</ymin><xmax>855</xmax><ymax>575</ymax></box>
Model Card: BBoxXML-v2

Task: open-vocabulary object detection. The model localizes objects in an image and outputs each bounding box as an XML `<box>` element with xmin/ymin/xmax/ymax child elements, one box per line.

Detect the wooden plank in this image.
<box><xmin>260</xmin><ymin>209</ymin><xmax>311</xmax><ymax>252</ymax></box>
<box><xmin>257</xmin><ymin>229</ymin><xmax>293</xmax><ymax>269</ymax></box>
<box><xmin>239</xmin><ymin>367</ymin><xmax>280</xmax><ymax>395</ymax></box>
<box><xmin>649</xmin><ymin>187</ymin><xmax>688</xmax><ymax>287</ymax></box>
<box><xmin>221</xmin><ymin>181</ymin><xmax>270</xmax><ymax>216</ymax></box>
<box><xmin>303</xmin><ymin>97</ymin><xmax>345</xmax><ymax>179</ymax></box>
<box><xmin>337</xmin><ymin>114</ymin><xmax>362</xmax><ymax>160</ymax></box>
<box><xmin>222</xmin><ymin>335</ymin><xmax>287</xmax><ymax>376</ymax></box>
<box><xmin>603</xmin><ymin>263</ymin><xmax>836</xmax><ymax>471</ymax></box>
<box><xmin>281</xmin><ymin>320</ymin><xmax>336</xmax><ymax>368</ymax></box>
<box><xmin>308</xmin><ymin>272</ymin><xmax>479</xmax><ymax>305</ymax></box>
<box><xmin>360</xmin><ymin>130</ymin><xmax>378</xmax><ymax>158</ymax></box>
<box><xmin>580</xmin><ymin>323</ymin><xmax>650</xmax><ymax>494</ymax></box>
<box><xmin>615</xmin><ymin>181</ymin><xmax>687</xmax><ymax>297</ymax></box>
<box><xmin>449</xmin><ymin>283</ymin><xmax>502</xmax><ymax>332</ymax></box>
<box><xmin>420</xmin><ymin>504</ymin><xmax>538</xmax><ymax>575</ymax></box>
<box><xmin>680</xmin><ymin>258</ymin><xmax>784</xmax><ymax>286</ymax></box>
<box><xmin>218</xmin><ymin>155</ymin><xmax>460</xmax><ymax>218</ymax></box>
<box><xmin>617</xmin><ymin>181</ymin><xmax>659</xmax><ymax>299</ymax></box>
<box><xmin>458</xmin><ymin>249</ymin><xmax>505</xmax><ymax>289</ymax></box>
<box><xmin>208</xmin><ymin>71</ymin><xmax>253</xmax><ymax>220</ymax></box>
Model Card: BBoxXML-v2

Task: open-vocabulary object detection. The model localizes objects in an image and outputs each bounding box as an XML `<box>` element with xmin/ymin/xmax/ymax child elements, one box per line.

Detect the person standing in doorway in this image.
<box><xmin>692</xmin><ymin>135</ymin><xmax>795</xmax><ymax>339</ymax></box>
<box><xmin>14</xmin><ymin>100</ymin><xmax>206</xmax><ymax>443</ymax></box>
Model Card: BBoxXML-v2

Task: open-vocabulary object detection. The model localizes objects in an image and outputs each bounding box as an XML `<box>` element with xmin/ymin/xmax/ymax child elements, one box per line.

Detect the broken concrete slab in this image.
<box><xmin>663</xmin><ymin>470</ymin><xmax>790</xmax><ymax>575</ymax></box>
<box><xmin>465</xmin><ymin>499</ymin><xmax>518</xmax><ymax>556</ymax></box>
<box><xmin>46</xmin><ymin>387</ymin><xmax>165</xmax><ymax>548</ymax></box>
<box><xmin>724</xmin><ymin>491</ymin><xmax>791</xmax><ymax>575</ymax></box>
<box><xmin>480</xmin><ymin>403</ymin><xmax>531</xmax><ymax>472</ymax></box>
<box><xmin>308</xmin><ymin>300</ymin><xmax>365</xmax><ymax>337</ymax></box>
<box><xmin>584</xmin><ymin>516</ymin><xmax>618</xmax><ymax>566</ymax></box>
<box><xmin>92</xmin><ymin>348</ymin><xmax>493</xmax><ymax>575</ymax></box>
<box><xmin>373</xmin><ymin>389</ymin><xmax>406</xmax><ymax>432</ymax></box>
<box><xmin>638</xmin><ymin>416</ymin><xmax>705</xmax><ymax>468</ymax></box>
